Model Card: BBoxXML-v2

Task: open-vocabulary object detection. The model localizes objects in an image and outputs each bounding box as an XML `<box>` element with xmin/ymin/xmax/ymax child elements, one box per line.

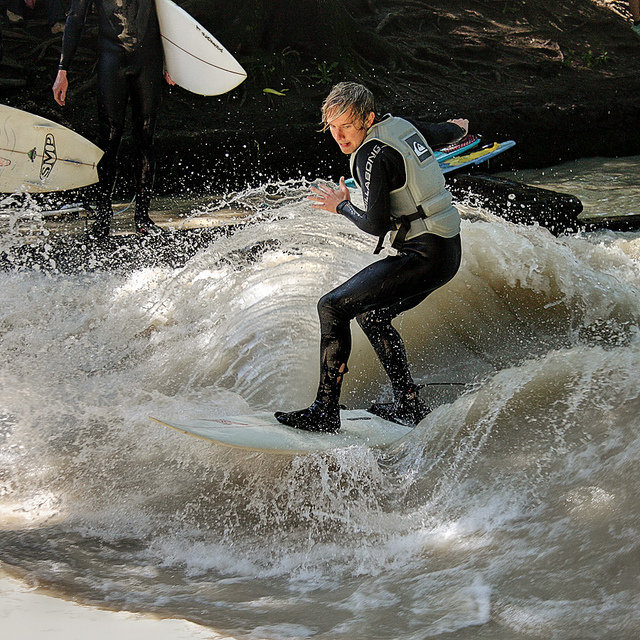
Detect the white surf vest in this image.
<box><xmin>350</xmin><ymin>116</ymin><xmax>460</xmax><ymax>246</ymax></box>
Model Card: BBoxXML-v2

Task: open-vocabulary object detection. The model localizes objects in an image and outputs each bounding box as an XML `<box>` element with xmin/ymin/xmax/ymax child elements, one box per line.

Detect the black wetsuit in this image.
<box><xmin>318</xmin><ymin>119</ymin><xmax>464</xmax><ymax>401</ymax></box>
<box><xmin>59</xmin><ymin>0</ymin><xmax>163</xmax><ymax>223</ymax></box>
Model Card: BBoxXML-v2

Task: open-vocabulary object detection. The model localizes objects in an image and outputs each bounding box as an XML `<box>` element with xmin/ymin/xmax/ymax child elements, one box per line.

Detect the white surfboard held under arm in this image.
<box><xmin>0</xmin><ymin>104</ymin><xmax>103</xmax><ymax>193</ymax></box>
<box><xmin>155</xmin><ymin>0</ymin><xmax>247</xmax><ymax>96</ymax></box>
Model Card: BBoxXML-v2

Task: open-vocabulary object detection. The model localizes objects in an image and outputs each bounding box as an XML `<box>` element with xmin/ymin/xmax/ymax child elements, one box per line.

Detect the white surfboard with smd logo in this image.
<box><xmin>155</xmin><ymin>0</ymin><xmax>247</xmax><ymax>96</ymax></box>
<box><xmin>0</xmin><ymin>104</ymin><xmax>103</xmax><ymax>193</ymax></box>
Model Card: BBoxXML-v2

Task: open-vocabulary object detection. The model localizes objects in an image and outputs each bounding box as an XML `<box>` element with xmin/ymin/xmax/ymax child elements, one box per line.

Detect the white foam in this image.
<box><xmin>1</xmin><ymin>166</ymin><xmax>639</xmax><ymax>638</ymax></box>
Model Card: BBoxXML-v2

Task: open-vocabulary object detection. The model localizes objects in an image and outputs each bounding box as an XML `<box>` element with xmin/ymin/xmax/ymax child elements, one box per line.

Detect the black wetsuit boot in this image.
<box><xmin>274</xmin><ymin>399</ymin><xmax>340</xmax><ymax>433</ymax></box>
<box><xmin>134</xmin><ymin>185</ymin><xmax>163</xmax><ymax>235</ymax></box>
<box><xmin>88</xmin><ymin>213</ymin><xmax>112</xmax><ymax>242</ymax></box>
<box><xmin>275</xmin><ymin>363</ymin><xmax>346</xmax><ymax>433</ymax></box>
<box><xmin>132</xmin><ymin>111</ymin><xmax>163</xmax><ymax>235</ymax></box>
<box><xmin>368</xmin><ymin>383</ymin><xmax>430</xmax><ymax>427</ymax></box>
<box><xmin>87</xmin><ymin>186</ymin><xmax>114</xmax><ymax>241</ymax></box>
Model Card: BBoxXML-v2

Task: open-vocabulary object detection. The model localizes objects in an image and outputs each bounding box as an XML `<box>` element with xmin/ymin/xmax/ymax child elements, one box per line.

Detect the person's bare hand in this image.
<box><xmin>448</xmin><ymin>118</ymin><xmax>469</xmax><ymax>136</ymax></box>
<box><xmin>308</xmin><ymin>177</ymin><xmax>351</xmax><ymax>213</ymax></box>
<box><xmin>52</xmin><ymin>70</ymin><xmax>68</xmax><ymax>106</ymax></box>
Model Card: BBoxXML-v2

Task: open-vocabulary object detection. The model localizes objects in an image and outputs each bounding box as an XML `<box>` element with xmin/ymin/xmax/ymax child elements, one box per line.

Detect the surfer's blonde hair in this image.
<box><xmin>321</xmin><ymin>82</ymin><xmax>375</xmax><ymax>131</ymax></box>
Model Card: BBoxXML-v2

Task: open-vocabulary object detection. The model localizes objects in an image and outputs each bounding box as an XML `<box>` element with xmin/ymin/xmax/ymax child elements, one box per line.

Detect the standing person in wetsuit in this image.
<box><xmin>275</xmin><ymin>82</ymin><xmax>467</xmax><ymax>433</ymax></box>
<box><xmin>52</xmin><ymin>0</ymin><xmax>171</xmax><ymax>240</ymax></box>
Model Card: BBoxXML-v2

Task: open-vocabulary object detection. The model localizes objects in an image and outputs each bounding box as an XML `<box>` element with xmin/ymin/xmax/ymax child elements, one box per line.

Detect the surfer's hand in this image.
<box><xmin>164</xmin><ymin>71</ymin><xmax>175</xmax><ymax>86</ymax></box>
<box><xmin>448</xmin><ymin>118</ymin><xmax>469</xmax><ymax>136</ymax></box>
<box><xmin>337</xmin><ymin>176</ymin><xmax>351</xmax><ymax>202</ymax></box>
<box><xmin>308</xmin><ymin>177</ymin><xmax>350</xmax><ymax>213</ymax></box>
<box><xmin>52</xmin><ymin>70</ymin><xmax>68</xmax><ymax>106</ymax></box>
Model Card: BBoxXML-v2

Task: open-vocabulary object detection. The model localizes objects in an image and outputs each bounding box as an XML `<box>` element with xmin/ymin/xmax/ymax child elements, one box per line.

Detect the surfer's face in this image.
<box><xmin>327</xmin><ymin>109</ymin><xmax>375</xmax><ymax>154</ymax></box>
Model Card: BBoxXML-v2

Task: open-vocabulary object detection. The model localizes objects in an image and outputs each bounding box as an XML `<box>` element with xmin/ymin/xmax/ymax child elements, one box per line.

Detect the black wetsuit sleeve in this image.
<box><xmin>336</xmin><ymin>141</ymin><xmax>405</xmax><ymax>237</ymax></box>
<box><xmin>406</xmin><ymin>119</ymin><xmax>466</xmax><ymax>148</ymax></box>
<box><xmin>59</xmin><ymin>0</ymin><xmax>93</xmax><ymax>70</ymax></box>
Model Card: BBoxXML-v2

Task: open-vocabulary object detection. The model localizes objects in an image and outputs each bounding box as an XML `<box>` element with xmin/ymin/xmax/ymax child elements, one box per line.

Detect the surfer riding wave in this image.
<box><xmin>275</xmin><ymin>82</ymin><xmax>467</xmax><ymax>433</ymax></box>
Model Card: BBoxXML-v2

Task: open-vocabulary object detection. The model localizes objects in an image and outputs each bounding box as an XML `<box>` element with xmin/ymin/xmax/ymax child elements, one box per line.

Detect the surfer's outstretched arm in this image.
<box><xmin>336</xmin><ymin>142</ymin><xmax>403</xmax><ymax>238</ymax></box>
<box><xmin>407</xmin><ymin>118</ymin><xmax>468</xmax><ymax>147</ymax></box>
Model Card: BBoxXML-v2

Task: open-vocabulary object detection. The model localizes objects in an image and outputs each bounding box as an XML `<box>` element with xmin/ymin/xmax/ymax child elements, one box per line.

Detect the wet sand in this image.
<box><xmin>1</xmin><ymin>568</ymin><xmax>226</xmax><ymax>640</ymax></box>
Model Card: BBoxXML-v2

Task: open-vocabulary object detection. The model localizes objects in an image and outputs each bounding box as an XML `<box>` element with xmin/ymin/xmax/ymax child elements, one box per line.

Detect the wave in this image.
<box><xmin>1</xmin><ymin>179</ymin><xmax>639</xmax><ymax>638</ymax></box>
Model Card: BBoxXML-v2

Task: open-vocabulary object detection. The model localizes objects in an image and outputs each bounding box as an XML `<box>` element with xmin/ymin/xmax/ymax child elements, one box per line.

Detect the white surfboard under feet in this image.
<box><xmin>155</xmin><ymin>0</ymin><xmax>247</xmax><ymax>96</ymax></box>
<box><xmin>0</xmin><ymin>104</ymin><xmax>103</xmax><ymax>193</ymax></box>
<box><xmin>150</xmin><ymin>410</ymin><xmax>413</xmax><ymax>455</ymax></box>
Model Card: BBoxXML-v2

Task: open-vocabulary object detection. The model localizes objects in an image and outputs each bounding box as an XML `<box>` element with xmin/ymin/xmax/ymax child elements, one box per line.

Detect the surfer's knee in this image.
<box><xmin>318</xmin><ymin>290</ymin><xmax>349</xmax><ymax>326</ymax></box>
<box><xmin>318</xmin><ymin>291</ymin><xmax>337</xmax><ymax>320</ymax></box>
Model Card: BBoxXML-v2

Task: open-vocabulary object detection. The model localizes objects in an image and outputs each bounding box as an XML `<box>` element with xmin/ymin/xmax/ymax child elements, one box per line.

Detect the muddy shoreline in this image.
<box><xmin>1</xmin><ymin>0</ymin><xmax>640</xmax><ymax>197</ymax></box>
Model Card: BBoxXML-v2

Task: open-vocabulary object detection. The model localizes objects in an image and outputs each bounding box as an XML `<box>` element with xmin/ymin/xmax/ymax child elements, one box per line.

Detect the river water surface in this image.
<box><xmin>1</xmin><ymin>157</ymin><xmax>639</xmax><ymax>639</ymax></box>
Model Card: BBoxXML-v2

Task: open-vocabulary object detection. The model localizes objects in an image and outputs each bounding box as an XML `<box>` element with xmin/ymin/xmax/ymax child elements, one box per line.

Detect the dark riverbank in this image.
<box><xmin>1</xmin><ymin>0</ymin><xmax>639</xmax><ymax>197</ymax></box>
